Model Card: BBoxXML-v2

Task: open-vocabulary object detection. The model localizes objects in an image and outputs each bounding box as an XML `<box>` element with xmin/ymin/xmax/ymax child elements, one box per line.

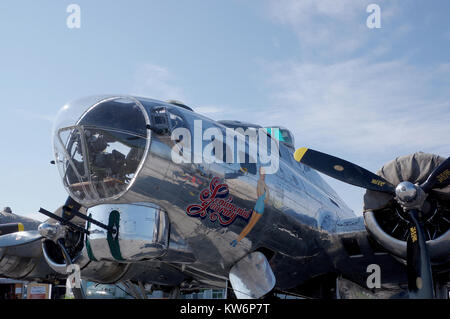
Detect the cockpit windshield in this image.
<box><xmin>265</xmin><ymin>127</ymin><xmax>295</xmax><ymax>149</ymax></box>
<box><xmin>53</xmin><ymin>96</ymin><xmax>150</xmax><ymax>206</ymax></box>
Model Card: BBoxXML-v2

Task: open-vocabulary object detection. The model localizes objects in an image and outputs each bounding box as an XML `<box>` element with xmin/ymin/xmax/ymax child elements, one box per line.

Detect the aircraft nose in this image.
<box><xmin>53</xmin><ymin>96</ymin><xmax>151</xmax><ymax>206</ymax></box>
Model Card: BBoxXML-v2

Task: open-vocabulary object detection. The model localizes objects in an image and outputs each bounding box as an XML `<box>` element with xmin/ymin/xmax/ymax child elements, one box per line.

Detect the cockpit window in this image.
<box><xmin>265</xmin><ymin>127</ymin><xmax>295</xmax><ymax>149</ymax></box>
<box><xmin>79</xmin><ymin>99</ymin><xmax>148</xmax><ymax>137</ymax></box>
<box><xmin>54</xmin><ymin>97</ymin><xmax>150</xmax><ymax>205</ymax></box>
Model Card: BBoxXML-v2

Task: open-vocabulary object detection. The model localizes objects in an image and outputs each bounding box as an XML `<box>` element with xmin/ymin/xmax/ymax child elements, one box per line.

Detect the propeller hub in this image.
<box><xmin>395</xmin><ymin>181</ymin><xmax>418</xmax><ymax>203</ymax></box>
<box><xmin>38</xmin><ymin>222</ymin><xmax>66</xmax><ymax>242</ymax></box>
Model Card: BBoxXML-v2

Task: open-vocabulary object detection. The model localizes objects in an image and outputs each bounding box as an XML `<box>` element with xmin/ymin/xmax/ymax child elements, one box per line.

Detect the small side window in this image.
<box><xmin>150</xmin><ymin>107</ymin><xmax>170</xmax><ymax>135</ymax></box>
<box><xmin>169</xmin><ymin>112</ymin><xmax>186</xmax><ymax>130</ymax></box>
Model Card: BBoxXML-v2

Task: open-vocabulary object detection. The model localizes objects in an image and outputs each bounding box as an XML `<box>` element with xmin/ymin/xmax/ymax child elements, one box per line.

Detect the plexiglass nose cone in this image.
<box><xmin>53</xmin><ymin>96</ymin><xmax>150</xmax><ymax>206</ymax></box>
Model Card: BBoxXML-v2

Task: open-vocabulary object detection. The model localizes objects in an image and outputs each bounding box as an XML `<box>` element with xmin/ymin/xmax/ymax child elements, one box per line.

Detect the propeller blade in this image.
<box><xmin>406</xmin><ymin>209</ymin><xmax>435</xmax><ymax>298</ymax></box>
<box><xmin>294</xmin><ymin>147</ymin><xmax>396</xmax><ymax>194</ymax></box>
<box><xmin>0</xmin><ymin>223</ymin><xmax>24</xmax><ymax>236</ymax></box>
<box><xmin>0</xmin><ymin>230</ymin><xmax>43</xmax><ymax>248</ymax></box>
<box><xmin>420</xmin><ymin>157</ymin><xmax>450</xmax><ymax>193</ymax></box>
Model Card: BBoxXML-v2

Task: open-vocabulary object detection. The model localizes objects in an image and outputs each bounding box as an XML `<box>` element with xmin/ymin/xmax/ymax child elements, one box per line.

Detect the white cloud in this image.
<box><xmin>130</xmin><ymin>63</ymin><xmax>248</xmax><ymax>122</ymax></box>
<box><xmin>267</xmin><ymin>0</ymin><xmax>367</xmax><ymax>55</ymax></box>
<box><xmin>260</xmin><ymin>0</ymin><xmax>450</xmax><ymax>168</ymax></box>
<box><xmin>131</xmin><ymin>63</ymin><xmax>186</xmax><ymax>102</ymax></box>
<box><xmin>255</xmin><ymin>56</ymin><xmax>450</xmax><ymax>215</ymax></box>
<box><xmin>267</xmin><ymin>0</ymin><xmax>401</xmax><ymax>57</ymax></box>
<box><xmin>256</xmin><ymin>58</ymin><xmax>450</xmax><ymax>166</ymax></box>
<box><xmin>258</xmin><ymin>1</ymin><xmax>450</xmax><ymax>214</ymax></box>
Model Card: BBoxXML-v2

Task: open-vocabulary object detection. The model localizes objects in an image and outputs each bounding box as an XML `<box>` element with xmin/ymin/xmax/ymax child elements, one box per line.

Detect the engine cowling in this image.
<box><xmin>363</xmin><ymin>153</ymin><xmax>450</xmax><ymax>264</ymax></box>
<box><xmin>364</xmin><ymin>205</ymin><xmax>450</xmax><ymax>264</ymax></box>
<box><xmin>0</xmin><ymin>210</ymin><xmax>61</xmax><ymax>282</ymax></box>
<box><xmin>41</xmin><ymin>203</ymin><xmax>195</xmax><ymax>284</ymax></box>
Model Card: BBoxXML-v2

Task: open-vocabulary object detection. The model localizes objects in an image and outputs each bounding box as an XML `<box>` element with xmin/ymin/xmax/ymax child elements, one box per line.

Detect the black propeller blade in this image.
<box><xmin>0</xmin><ymin>230</ymin><xmax>43</xmax><ymax>248</ymax></box>
<box><xmin>406</xmin><ymin>210</ymin><xmax>435</xmax><ymax>298</ymax></box>
<box><xmin>294</xmin><ymin>147</ymin><xmax>396</xmax><ymax>194</ymax></box>
<box><xmin>0</xmin><ymin>222</ymin><xmax>43</xmax><ymax>248</ymax></box>
<box><xmin>420</xmin><ymin>157</ymin><xmax>450</xmax><ymax>193</ymax></box>
<box><xmin>0</xmin><ymin>223</ymin><xmax>24</xmax><ymax>236</ymax></box>
<box><xmin>293</xmin><ymin>147</ymin><xmax>446</xmax><ymax>299</ymax></box>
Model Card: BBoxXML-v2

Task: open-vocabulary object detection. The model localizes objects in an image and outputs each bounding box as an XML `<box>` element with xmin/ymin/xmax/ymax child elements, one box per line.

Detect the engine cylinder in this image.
<box><xmin>364</xmin><ymin>207</ymin><xmax>450</xmax><ymax>264</ymax></box>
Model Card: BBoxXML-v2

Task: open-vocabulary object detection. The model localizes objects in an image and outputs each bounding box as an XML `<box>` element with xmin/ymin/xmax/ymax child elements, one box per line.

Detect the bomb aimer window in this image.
<box><xmin>54</xmin><ymin>97</ymin><xmax>150</xmax><ymax>206</ymax></box>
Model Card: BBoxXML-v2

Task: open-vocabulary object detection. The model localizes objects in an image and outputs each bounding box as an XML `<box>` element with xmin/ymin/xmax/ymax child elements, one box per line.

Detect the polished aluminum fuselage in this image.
<box><xmin>91</xmin><ymin>96</ymin><xmax>391</xmax><ymax>290</ymax></box>
<box><xmin>0</xmin><ymin>95</ymin><xmax>411</xmax><ymax>293</ymax></box>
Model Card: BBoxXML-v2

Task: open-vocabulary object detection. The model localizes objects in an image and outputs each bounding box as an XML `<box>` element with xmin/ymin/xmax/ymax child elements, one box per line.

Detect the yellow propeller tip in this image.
<box><xmin>294</xmin><ymin>147</ymin><xmax>308</xmax><ymax>162</ymax></box>
<box><xmin>18</xmin><ymin>223</ymin><xmax>24</xmax><ymax>232</ymax></box>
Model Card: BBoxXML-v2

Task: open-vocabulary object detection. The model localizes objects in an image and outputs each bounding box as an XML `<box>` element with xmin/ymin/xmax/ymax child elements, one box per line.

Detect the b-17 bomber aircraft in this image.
<box><xmin>0</xmin><ymin>95</ymin><xmax>449</xmax><ymax>299</ymax></box>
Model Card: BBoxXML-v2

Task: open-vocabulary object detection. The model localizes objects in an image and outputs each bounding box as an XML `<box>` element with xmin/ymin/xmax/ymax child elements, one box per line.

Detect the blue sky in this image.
<box><xmin>1</xmin><ymin>1</ymin><xmax>449</xmax><ymax>221</ymax></box>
